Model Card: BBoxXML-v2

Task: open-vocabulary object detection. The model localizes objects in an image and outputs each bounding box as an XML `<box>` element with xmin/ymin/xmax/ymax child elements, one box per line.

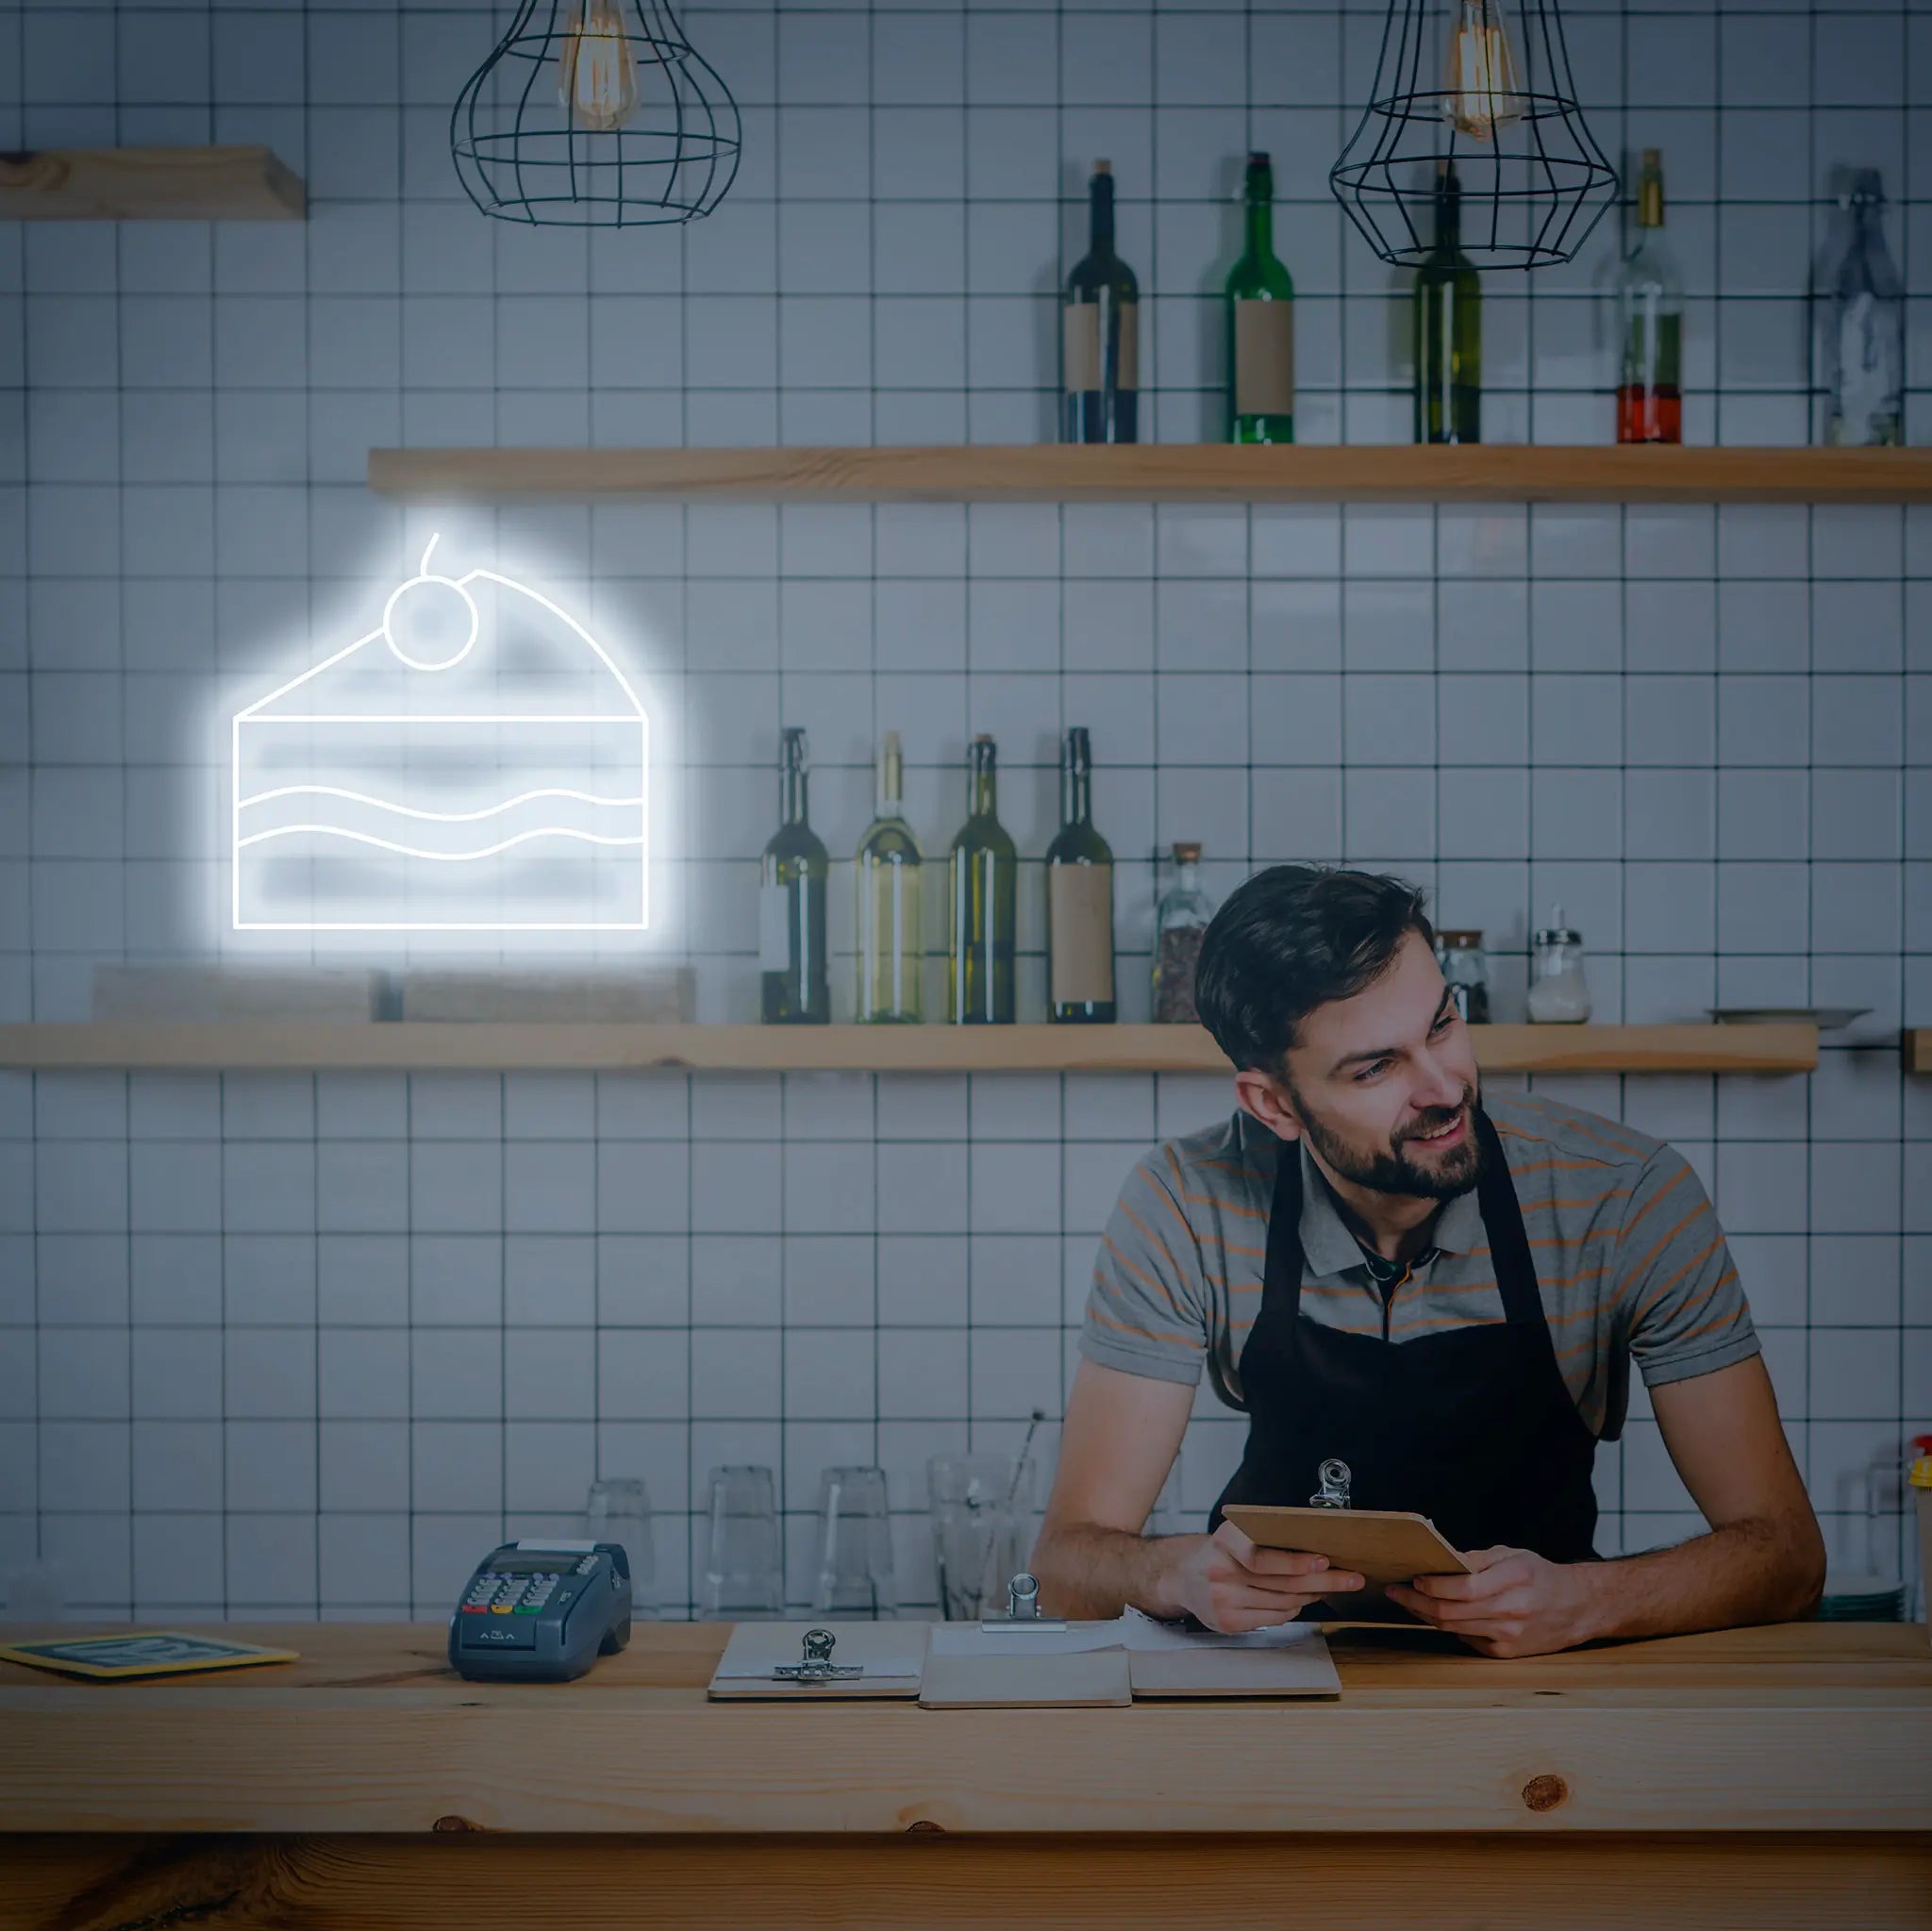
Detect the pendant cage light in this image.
<box><xmin>1330</xmin><ymin>0</ymin><xmax>1617</xmax><ymax>270</ymax></box>
<box><xmin>452</xmin><ymin>0</ymin><xmax>740</xmax><ymax>227</ymax></box>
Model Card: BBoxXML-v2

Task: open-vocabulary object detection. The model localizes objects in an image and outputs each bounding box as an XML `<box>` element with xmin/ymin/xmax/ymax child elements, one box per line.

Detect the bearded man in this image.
<box><xmin>1033</xmin><ymin>866</ymin><xmax>1824</xmax><ymax>1656</ymax></box>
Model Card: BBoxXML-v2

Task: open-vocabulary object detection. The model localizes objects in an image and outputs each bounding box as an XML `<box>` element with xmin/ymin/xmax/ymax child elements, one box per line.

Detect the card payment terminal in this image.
<box><xmin>448</xmin><ymin>1540</ymin><xmax>633</xmax><ymax>1683</ymax></box>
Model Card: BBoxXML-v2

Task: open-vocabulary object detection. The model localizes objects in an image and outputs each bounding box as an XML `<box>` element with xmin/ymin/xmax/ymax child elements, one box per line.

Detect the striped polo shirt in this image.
<box><xmin>1080</xmin><ymin>1091</ymin><xmax>1758</xmax><ymax>1441</ymax></box>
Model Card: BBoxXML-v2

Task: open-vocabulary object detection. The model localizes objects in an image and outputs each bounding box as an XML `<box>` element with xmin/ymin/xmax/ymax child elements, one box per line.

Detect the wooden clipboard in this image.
<box><xmin>708</xmin><ymin>1623</ymin><xmax>926</xmax><ymax>1700</ymax></box>
<box><xmin>919</xmin><ymin>1647</ymin><xmax>1132</xmax><ymax>1709</ymax></box>
<box><xmin>1222</xmin><ymin>1505</ymin><xmax>1472</xmax><ymax>1588</ymax></box>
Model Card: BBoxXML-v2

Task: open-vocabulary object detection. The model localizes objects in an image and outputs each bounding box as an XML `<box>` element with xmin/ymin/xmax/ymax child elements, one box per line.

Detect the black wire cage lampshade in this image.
<box><xmin>1331</xmin><ymin>0</ymin><xmax>1617</xmax><ymax>270</ymax></box>
<box><xmin>452</xmin><ymin>0</ymin><xmax>741</xmax><ymax>226</ymax></box>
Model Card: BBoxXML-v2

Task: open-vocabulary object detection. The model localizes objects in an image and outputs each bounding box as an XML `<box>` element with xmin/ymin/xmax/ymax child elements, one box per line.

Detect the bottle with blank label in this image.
<box><xmin>1046</xmin><ymin>727</ymin><xmax>1115</xmax><ymax>1024</ymax></box>
<box><xmin>1226</xmin><ymin>151</ymin><xmax>1295</xmax><ymax>443</ymax></box>
<box><xmin>760</xmin><ymin>727</ymin><xmax>829</xmax><ymax>1024</ymax></box>
<box><xmin>855</xmin><ymin>731</ymin><xmax>923</xmax><ymax>1024</ymax></box>
<box><xmin>1062</xmin><ymin>161</ymin><xmax>1139</xmax><ymax>444</ymax></box>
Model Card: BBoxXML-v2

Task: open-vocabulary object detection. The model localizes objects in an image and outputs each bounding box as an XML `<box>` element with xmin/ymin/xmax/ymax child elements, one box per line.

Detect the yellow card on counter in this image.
<box><xmin>0</xmin><ymin>1632</ymin><xmax>299</xmax><ymax>1679</ymax></box>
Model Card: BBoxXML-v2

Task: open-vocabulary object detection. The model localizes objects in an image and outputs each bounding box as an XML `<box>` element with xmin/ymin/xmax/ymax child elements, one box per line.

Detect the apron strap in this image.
<box><xmin>1473</xmin><ymin>1106</ymin><xmax>1554</xmax><ymax>1342</ymax></box>
<box><xmin>1261</xmin><ymin>1130</ymin><xmax>1306</xmax><ymax>1323</ymax></box>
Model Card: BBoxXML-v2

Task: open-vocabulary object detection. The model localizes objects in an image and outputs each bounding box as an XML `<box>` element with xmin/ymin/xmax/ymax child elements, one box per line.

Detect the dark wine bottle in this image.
<box><xmin>1063</xmin><ymin>160</ymin><xmax>1139</xmax><ymax>445</ymax></box>
<box><xmin>1045</xmin><ymin>727</ymin><xmax>1115</xmax><ymax>1024</ymax></box>
<box><xmin>759</xmin><ymin>727</ymin><xmax>829</xmax><ymax>1024</ymax></box>
<box><xmin>947</xmin><ymin>736</ymin><xmax>1017</xmax><ymax>1024</ymax></box>
<box><xmin>1225</xmin><ymin>151</ymin><xmax>1295</xmax><ymax>444</ymax></box>
<box><xmin>1413</xmin><ymin>162</ymin><xmax>1481</xmax><ymax>444</ymax></box>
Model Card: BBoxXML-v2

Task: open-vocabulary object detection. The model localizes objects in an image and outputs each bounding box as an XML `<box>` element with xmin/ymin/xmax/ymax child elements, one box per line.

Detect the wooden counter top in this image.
<box><xmin>5</xmin><ymin>1621</ymin><xmax>1928</xmax><ymax>1839</ymax></box>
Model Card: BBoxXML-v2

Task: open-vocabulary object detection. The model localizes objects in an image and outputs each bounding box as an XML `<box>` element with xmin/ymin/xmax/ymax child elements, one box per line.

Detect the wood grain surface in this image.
<box><xmin>0</xmin><ymin>146</ymin><xmax>304</xmax><ymax>219</ymax></box>
<box><xmin>7</xmin><ymin>1832</ymin><xmax>1932</xmax><ymax>1931</ymax></box>
<box><xmin>3</xmin><ymin>1623</ymin><xmax>1926</xmax><ymax>1839</ymax></box>
<box><xmin>364</xmin><ymin>443</ymin><xmax>1932</xmax><ymax>506</ymax></box>
<box><xmin>1905</xmin><ymin>1028</ymin><xmax>1931</xmax><ymax>1074</ymax></box>
<box><xmin>0</xmin><ymin>1021</ymin><xmax>1819</xmax><ymax>1075</ymax></box>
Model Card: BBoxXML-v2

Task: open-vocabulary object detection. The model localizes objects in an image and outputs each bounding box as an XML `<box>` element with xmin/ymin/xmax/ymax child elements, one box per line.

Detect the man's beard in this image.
<box><xmin>1290</xmin><ymin>1080</ymin><xmax>1483</xmax><ymax>1201</ymax></box>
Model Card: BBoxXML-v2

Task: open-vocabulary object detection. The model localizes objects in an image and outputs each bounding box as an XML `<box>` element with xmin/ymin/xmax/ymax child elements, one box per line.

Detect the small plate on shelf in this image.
<box><xmin>1708</xmin><ymin>1007</ymin><xmax>1871</xmax><ymax>1031</ymax></box>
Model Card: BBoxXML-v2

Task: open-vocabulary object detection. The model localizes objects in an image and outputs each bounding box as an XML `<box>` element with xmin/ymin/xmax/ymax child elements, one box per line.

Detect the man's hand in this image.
<box><xmin>1165</xmin><ymin>1521</ymin><xmax>1366</xmax><ymax>1633</ymax></box>
<box><xmin>1385</xmin><ymin>1545</ymin><xmax>1597</xmax><ymax>1657</ymax></box>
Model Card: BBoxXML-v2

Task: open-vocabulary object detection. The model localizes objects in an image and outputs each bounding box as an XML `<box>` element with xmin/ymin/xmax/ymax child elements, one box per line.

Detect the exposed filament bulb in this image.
<box><xmin>558</xmin><ymin>0</ymin><xmax>641</xmax><ymax>132</ymax></box>
<box><xmin>1444</xmin><ymin>0</ymin><xmax>1525</xmax><ymax>141</ymax></box>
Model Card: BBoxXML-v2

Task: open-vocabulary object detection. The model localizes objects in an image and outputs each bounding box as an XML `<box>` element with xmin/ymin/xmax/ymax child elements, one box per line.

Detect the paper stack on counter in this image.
<box><xmin>924</xmin><ymin>1607</ymin><xmax>1340</xmax><ymax>1701</ymax></box>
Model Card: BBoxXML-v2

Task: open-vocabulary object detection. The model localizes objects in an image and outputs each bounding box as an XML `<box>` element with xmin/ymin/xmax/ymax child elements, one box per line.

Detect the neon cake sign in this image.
<box><xmin>231</xmin><ymin>538</ymin><xmax>648</xmax><ymax>932</ymax></box>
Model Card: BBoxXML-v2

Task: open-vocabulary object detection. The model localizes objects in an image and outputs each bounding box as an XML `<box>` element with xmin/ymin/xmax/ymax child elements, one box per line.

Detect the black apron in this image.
<box><xmin>1211</xmin><ymin>1107</ymin><xmax>1599</xmax><ymax>1585</ymax></box>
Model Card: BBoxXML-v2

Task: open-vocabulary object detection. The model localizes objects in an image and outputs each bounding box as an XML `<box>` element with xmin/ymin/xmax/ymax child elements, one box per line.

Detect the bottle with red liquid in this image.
<box><xmin>1613</xmin><ymin>149</ymin><xmax>1681</xmax><ymax>443</ymax></box>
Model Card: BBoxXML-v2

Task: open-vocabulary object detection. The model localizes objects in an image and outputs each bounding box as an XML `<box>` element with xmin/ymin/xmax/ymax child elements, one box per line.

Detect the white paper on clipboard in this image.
<box><xmin>927</xmin><ymin>1610</ymin><xmax>1337</xmax><ymax>1698</ymax></box>
<box><xmin>925</xmin><ymin>1608</ymin><xmax>1324</xmax><ymax>1656</ymax></box>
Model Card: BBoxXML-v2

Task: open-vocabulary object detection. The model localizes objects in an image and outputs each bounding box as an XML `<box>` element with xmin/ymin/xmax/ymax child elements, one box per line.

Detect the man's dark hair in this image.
<box><xmin>1194</xmin><ymin>866</ymin><xmax>1435</xmax><ymax>1074</ymax></box>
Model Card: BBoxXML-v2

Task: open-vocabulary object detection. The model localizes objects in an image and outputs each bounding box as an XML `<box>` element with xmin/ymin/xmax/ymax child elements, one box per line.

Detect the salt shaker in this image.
<box><xmin>1527</xmin><ymin>906</ymin><xmax>1591</xmax><ymax>1024</ymax></box>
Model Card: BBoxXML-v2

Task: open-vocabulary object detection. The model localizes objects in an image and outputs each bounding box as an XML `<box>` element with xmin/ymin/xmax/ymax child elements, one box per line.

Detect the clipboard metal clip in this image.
<box><xmin>770</xmin><ymin>1628</ymin><xmax>864</xmax><ymax>1685</ymax></box>
<box><xmin>978</xmin><ymin>1572</ymin><xmax>1069</xmax><ymax>1634</ymax></box>
<box><xmin>1309</xmin><ymin>1459</ymin><xmax>1352</xmax><ymax>1509</ymax></box>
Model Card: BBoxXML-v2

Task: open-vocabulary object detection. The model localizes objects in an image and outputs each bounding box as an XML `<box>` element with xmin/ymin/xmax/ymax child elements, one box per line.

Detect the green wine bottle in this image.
<box><xmin>1062</xmin><ymin>160</ymin><xmax>1139</xmax><ymax>444</ymax></box>
<box><xmin>947</xmin><ymin>736</ymin><xmax>1016</xmax><ymax>1025</ymax></box>
<box><xmin>855</xmin><ymin>730</ymin><xmax>923</xmax><ymax>1024</ymax></box>
<box><xmin>1413</xmin><ymin>162</ymin><xmax>1481</xmax><ymax>445</ymax></box>
<box><xmin>1045</xmin><ymin>727</ymin><xmax>1115</xmax><ymax>1024</ymax></box>
<box><xmin>759</xmin><ymin>727</ymin><xmax>829</xmax><ymax>1024</ymax></box>
<box><xmin>1225</xmin><ymin>151</ymin><xmax>1295</xmax><ymax>444</ymax></box>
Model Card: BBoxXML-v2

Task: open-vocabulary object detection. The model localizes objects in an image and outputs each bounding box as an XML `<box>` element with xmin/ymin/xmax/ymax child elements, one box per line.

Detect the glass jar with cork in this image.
<box><xmin>1153</xmin><ymin>843</ymin><xmax>1216</xmax><ymax>1024</ymax></box>
<box><xmin>1433</xmin><ymin>928</ymin><xmax>1491</xmax><ymax>1024</ymax></box>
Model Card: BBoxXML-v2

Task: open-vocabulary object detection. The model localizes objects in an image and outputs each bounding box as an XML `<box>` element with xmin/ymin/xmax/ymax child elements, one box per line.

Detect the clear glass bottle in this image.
<box><xmin>855</xmin><ymin>731</ymin><xmax>923</xmax><ymax>1024</ymax></box>
<box><xmin>1434</xmin><ymin>927</ymin><xmax>1491</xmax><ymax>1024</ymax></box>
<box><xmin>1152</xmin><ymin>842</ymin><xmax>1215</xmax><ymax>1024</ymax></box>
<box><xmin>1413</xmin><ymin>162</ymin><xmax>1481</xmax><ymax>445</ymax></box>
<box><xmin>1823</xmin><ymin>169</ymin><xmax>1904</xmax><ymax>448</ymax></box>
<box><xmin>1063</xmin><ymin>160</ymin><xmax>1139</xmax><ymax>445</ymax></box>
<box><xmin>948</xmin><ymin>736</ymin><xmax>1017</xmax><ymax>1024</ymax></box>
<box><xmin>1045</xmin><ymin>726</ymin><xmax>1115</xmax><ymax>1024</ymax></box>
<box><xmin>1526</xmin><ymin>906</ymin><xmax>1591</xmax><ymax>1024</ymax></box>
<box><xmin>1225</xmin><ymin>151</ymin><xmax>1295</xmax><ymax>444</ymax></box>
<box><xmin>1614</xmin><ymin>149</ymin><xmax>1682</xmax><ymax>445</ymax></box>
<box><xmin>759</xmin><ymin>727</ymin><xmax>830</xmax><ymax>1025</ymax></box>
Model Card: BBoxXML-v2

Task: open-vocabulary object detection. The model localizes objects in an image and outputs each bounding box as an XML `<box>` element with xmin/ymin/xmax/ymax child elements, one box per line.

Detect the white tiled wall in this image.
<box><xmin>0</xmin><ymin>0</ymin><xmax>1929</xmax><ymax>1619</ymax></box>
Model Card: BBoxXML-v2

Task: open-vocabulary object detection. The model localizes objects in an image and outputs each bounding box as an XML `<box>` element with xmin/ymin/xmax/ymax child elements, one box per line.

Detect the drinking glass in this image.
<box><xmin>812</xmin><ymin>1465</ymin><xmax>896</xmax><ymax>1619</ymax></box>
<box><xmin>926</xmin><ymin>1453</ymin><xmax>1033</xmax><ymax>1622</ymax></box>
<box><xmin>700</xmin><ymin>1464</ymin><xmax>783</xmax><ymax>1620</ymax></box>
<box><xmin>584</xmin><ymin>1476</ymin><xmax>654</xmax><ymax>1617</ymax></box>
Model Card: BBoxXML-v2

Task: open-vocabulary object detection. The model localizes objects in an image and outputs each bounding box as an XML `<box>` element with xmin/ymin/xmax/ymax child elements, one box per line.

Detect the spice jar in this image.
<box><xmin>1433</xmin><ymin>928</ymin><xmax>1491</xmax><ymax>1024</ymax></box>
<box><xmin>1153</xmin><ymin>843</ymin><xmax>1216</xmax><ymax>1024</ymax></box>
<box><xmin>1527</xmin><ymin>906</ymin><xmax>1591</xmax><ymax>1024</ymax></box>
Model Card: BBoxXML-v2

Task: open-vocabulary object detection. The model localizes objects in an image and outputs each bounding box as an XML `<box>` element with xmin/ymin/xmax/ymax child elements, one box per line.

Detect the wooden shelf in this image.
<box><xmin>366</xmin><ymin>444</ymin><xmax>1932</xmax><ymax>507</ymax></box>
<box><xmin>0</xmin><ymin>146</ymin><xmax>304</xmax><ymax>221</ymax></box>
<box><xmin>0</xmin><ymin>1022</ymin><xmax>1818</xmax><ymax>1075</ymax></box>
<box><xmin>1905</xmin><ymin>1029</ymin><xmax>1932</xmax><ymax>1074</ymax></box>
